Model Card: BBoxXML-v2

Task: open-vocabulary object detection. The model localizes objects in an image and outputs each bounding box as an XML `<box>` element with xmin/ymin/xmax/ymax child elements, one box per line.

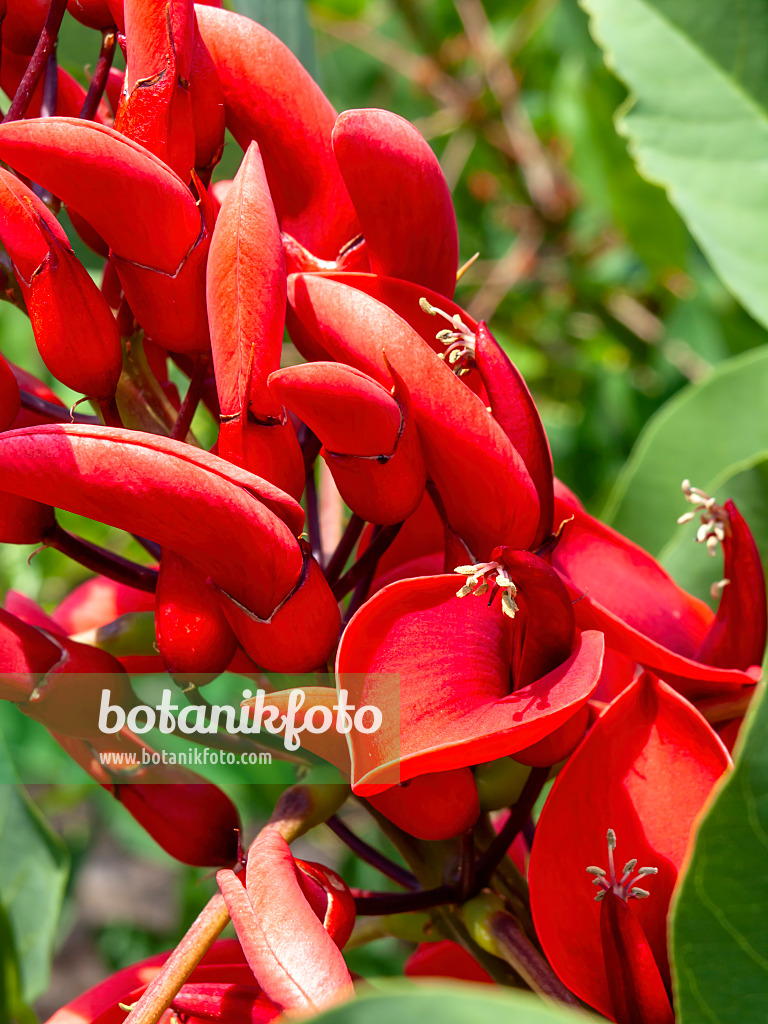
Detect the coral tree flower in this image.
<box><xmin>529</xmin><ymin>673</ymin><xmax>731</xmax><ymax>1022</ymax></box>
<box><xmin>217</xmin><ymin>830</ymin><xmax>354</xmax><ymax>1014</ymax></box>
<box><xmin>337</xmin><ymin>549</ymin><xmax>604</xmax><ymax>792</ymax></box>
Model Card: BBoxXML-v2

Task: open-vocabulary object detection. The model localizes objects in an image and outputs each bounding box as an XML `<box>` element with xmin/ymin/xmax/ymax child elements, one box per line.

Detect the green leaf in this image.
<box><xmin>670</xmin><ymin>679</ymin><xmax>768</xmax><ymax>1022</ymax></box>
<box><xmin>231</xmin><ymin>0</ymin><xmax>319</xmax><ymax>81</ymax></box>
<box><xmin>310</xmin><ymin>981</ymin><xmax>596</xmax><ymax>1024</ymax></box>
<box><xmin>579</xmin><ymin>0</ymin><xmax>768</xmax><ymax>331</ymax></box>
<box><xmin>603</xmin><ymin>346</ymin><xmax>768</xmax><ymax>554</ymax></box>
<box><xmin>0</xmin><ymin>731</ymin><xmax>69</xmax><ymax>1002</ymax></box>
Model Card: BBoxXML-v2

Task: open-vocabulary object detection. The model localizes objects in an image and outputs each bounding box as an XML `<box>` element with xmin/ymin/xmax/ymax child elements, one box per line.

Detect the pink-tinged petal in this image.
<box><xmin>0</xmin><ymin>352</ymin><xmax>20</xmax><ymax>431</ymax></box>
<box><xmin>367</xmin><ymin>768</ymin><xmax>480</xmax><ymax>840</ymax></box>
<box><xmin>3</xmin><ymin>590</ymin><xmax>62</xmax><ymax>634</ymax></box>
<box><xmin>207</xmin><ymin>143</ymin><xmax>286</xmax><ymax>421</ymax></box>
<box><xmin>404</xmin><ymin>941</ymin><xmax>495</xmax><ymax>985</ymax></box>
<box><xmin>195</xmin><ymin>5</ymin><xmax>358</xmax><ymax>258</ymax></box>
<box><xmin>0</xmin><ymin>118</ymin><xmax>200</xmax><ymax>271</ymax></box>
<box><xmin>475</xmin><ymin>322</ymin><xmax>554</xmax><ymax>546</ymax></box>
<box><xmin>695</xmin><ymin>499</ymin><xmax>767</xmax><ymax>671</ymax></box>
<box><xmin>337</xmin><ymin>574</ymin><xmax>603</xmax><ymax>792</ymax></box>
<box><xmin>218</xmin><ymin>831</ymin><xmax>353</xmax><ymax>1012</ymax></box>
<box><xmin>155</xmin><ymin>550</ymin><xmax>238</xmax><ymax>683</ymax></box>
<box><xmin>115</xmin><ymin>0</ymin><xmax>196</xmax><ymax>179</ymax></box>
<box><xmin>53</xmin><ymin>575</ymin><xmax>156</xmax><ymax>634</ymax></box>
<box><xmin>0</xmin><ymin>424</ymin><xmax>303</xmax><ymax>617</ymax></box>
<box><xmin>529</xmin><ymin>674</ymin><xmax>730</xmax><ymax>1020</ymax></box>
<box><xmin>332</xmin><ymin>109</ymin><xmax>459</xmax><ymax>297</ymax></box>
<box><xmin>270</xmin><ymin>362</ymin><xmax>426</xmax><ymax>525</ymax></box>
<box><xmin>288</xmin><ymin>275</ymin><xmax>539</xmax><ymax>556</ymax></box>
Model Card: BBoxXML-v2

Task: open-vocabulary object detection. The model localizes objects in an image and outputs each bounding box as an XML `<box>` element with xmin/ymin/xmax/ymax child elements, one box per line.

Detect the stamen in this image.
<box><xmin>586</xmin><ymin>829</ymin><xmax>657</xmax><ymax>903</ymax></box>
<box><xmin>678</xmin><ymin>480</ymin><xmax>731</xmax><ymax>557</ymax></box>
<box><xmin>420</xmin><ymin>297</ymin><xmax>477</xmax><ymax>374</ymax></box>
<box><xmin>454</xmin><ymin>560</ymin><xmax>519</xmax><ymax>618</ymax></box>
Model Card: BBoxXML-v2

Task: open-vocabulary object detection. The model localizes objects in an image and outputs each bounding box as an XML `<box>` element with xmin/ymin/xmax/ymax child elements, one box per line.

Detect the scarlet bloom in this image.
<box><xmin>529</xmin><ymin>673</ymin><xmax>731</xmax><ymax>1022</ymax></box>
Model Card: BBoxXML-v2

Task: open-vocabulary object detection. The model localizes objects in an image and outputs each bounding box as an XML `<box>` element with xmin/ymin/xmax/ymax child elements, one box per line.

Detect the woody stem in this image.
<box><xmin>79</xmin><ymin>29</ymin><xmax>117</xmax><ymax>121</ymax></box>
<box><xmin>474</xmin><ymin>766</ymin><xmax>549</xmax><ymax>888</ymax></box>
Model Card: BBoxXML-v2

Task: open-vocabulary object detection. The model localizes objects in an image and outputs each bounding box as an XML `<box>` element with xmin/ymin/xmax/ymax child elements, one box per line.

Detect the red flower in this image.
<box><xmin>529</xmin><ymin>673</ymin><xmax>731</xmax><ymax>1022</ymax></box>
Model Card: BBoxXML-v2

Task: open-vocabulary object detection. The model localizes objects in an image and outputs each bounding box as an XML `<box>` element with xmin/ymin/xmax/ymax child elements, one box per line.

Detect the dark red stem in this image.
<box><xmin>474</xmin><ymin>766</ymin><xmax>549</xmax><ymax>888</ymax></box>
<box><xmin>19</xmin><ymin>390</ymin><xmax>100</xmax><ymax>425</ymax></box>
<box><xmin>327</xmin><ymin>815</ymin><xmax>419</xmax><ymax>891</ymax></box>
<box><xmin>170</xmin><ymin>356</ymin><xmax>208</xmax><ymax>441</ymax></box>
<box><xmin>3</xmin><ymin>0</ymin><xmax>67</xmax><ymax>123</ymax></box>
<box><xmin>45</xmin><ymin>521</ymin><xmax>158</xmax><ymax>593</ymax></box>
<box><xmin>353</xmin><ymin>883</ymin><xmax>455</xmax><ymax>916</ymax></box>
<box><xmin>79</xmin><ymin>29</ymin><xmax>117</xmax><ymax>121</ymax></box>
<box><xmin>332</xmin><ymin>521</ymin><xmax>403</xmax><ymax>603</ymax></box>
<box><xmin>324</xmin><ymin>513</ymin><xmax>364</xmax><ymax>587</ymax></box>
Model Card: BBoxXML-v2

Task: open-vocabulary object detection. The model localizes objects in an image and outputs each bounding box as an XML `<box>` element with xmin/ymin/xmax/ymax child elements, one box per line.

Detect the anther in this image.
<box><xmin>454</xmin><ymin>561</ymin><xmax>519</xmax><ymax>618</ymax></box>
<box><xmin>586</xmin><ymin>829</ymin><xmax>658</xmax><ymax>903</ymax></box>
<box><xmin>420</xmin><ymin>297</ymin><xmax>477</xmax><ymax>374</ymax></box>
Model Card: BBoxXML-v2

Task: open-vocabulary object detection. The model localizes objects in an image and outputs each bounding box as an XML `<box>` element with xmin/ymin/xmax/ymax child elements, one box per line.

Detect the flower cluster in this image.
<box><xmin>0</xmin><ymin>2</ymin><xmax>765</xmax><ymax>1024</ymax></box>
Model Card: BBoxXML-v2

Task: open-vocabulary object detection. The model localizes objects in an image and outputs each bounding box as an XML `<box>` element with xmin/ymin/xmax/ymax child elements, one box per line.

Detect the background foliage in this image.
<box><xmin>1</xmin><ymin>0</ymin><xmax>768</xmax><ymax>1018</ymax></box>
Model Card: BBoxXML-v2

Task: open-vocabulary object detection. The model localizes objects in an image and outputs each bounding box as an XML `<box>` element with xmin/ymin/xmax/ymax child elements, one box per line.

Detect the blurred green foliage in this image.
<box><xmin>1</xmin><ymin>0</ymin><xmax>768</xmax><ymax>1008</ymax></box>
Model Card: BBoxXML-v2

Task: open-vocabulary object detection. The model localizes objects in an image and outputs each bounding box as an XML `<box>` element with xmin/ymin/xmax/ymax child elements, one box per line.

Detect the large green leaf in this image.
<box><xmin>603</xmin><ymin>346</ymin><xmax>768</xmax><ymax>554</ymax></box>
<box><xmin>670</xmin><ymin>680</ymin><xmax>768</xmax><ymax>1022</ymax></box>
<box><xmin>579</xmin><ymin>0</ymin><xmax>768</xmax><ymax>332</ymax></box>
<box><xmin>231</xmin><ymin>0</ymin><xmax>319</xmax><ymax>80</ymax></box>
<box><xmin>0</xmin><ymin>733</ymin><xmax>69</xmax><ymax>1002</ymax></box>
<box><xmin>311</xmin><ymin>981</ymin><xmax>595</xmax><ymax>1024</ymax></box>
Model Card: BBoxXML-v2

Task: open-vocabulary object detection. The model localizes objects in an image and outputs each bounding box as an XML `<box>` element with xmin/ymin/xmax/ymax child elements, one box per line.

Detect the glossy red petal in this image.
<box><xmin>367</xmin><ymin>768</ymin><xmax>480</xmax><ymax>840</ymax></box>
<box><xmin>337</xmin><ymin>574</ymin><xmax>603</xmax><ymax>791</ymax></box>
<box><xmin>332</xmin><ymin>109</ymin><xmax>458</xmax><ymax>297</ymax></box>
<box><xmin>195</xmin><ymin>5</ymin><xmax>358</xmax><ymax>258</ymax></box>
<box><xmin>189</xmin><ymin>20</ymin><xmax>225</xmax><ymax>177</ymax></box>
<box><xmin>404</xmin><ymin>941</ymin><xmax>495</xmax><ymax>985</ymax></box>
<box><xmin>529</xmin><ymin>674</ymin><xmax>730</xmax><ymax>1020</ymax></box>
<box><xmin>155</xmin><ymin>549</ymin><xmax>238</xmax><ymax>683</ymax></box>
<box><xmin>695</xmin><ymin>499</ymin><xmax>767</xmax><ymax>670</ymax></box>
<box><xmin>288</xmin><ymin>274</ymin><xmax>539</xmax><ymax>556</ymax></box>
<box><xmin>0</xmin><ymin>424</ymin><xmax>304</xmax><ymax>617</ymax></box>
<box><xmin>294</xmin><ymin>859</ymin><xmax>356</xmax><ymax>949</ymax></box>
<box><xmin>66</xmin><ymin>0</ymin><xmax>117</xmax><ymax>29</ymax></box>
<box><xmin>171</xmin><ymin>984</ymin><xmax>280</xmax><ymax>1024</ymax></box>
<box><xmin>0</xmin><ymin>118</ymin><xmax>200</xmax><ymax>271</ymax></box>
<box><xmin>0</xmin><ymin>352</ymin><xmax>20</xmax><ymax>431</ymax></box>
<box><xmin>207</xmin><ymin>142</ymin><xmax>286</xmax><ymax>420</ymax></box>
<box><xmin>475</xmin><ymin>322</ymin><xmax>554</xmax><ymax>546</ymax></box>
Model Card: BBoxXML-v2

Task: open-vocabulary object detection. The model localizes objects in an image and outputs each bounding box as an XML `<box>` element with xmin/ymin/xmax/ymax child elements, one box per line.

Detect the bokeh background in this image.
<box><xmin>2</xmin><ymin>0</ymin><xmax>766</xmax><ymax>1015</ymax></box>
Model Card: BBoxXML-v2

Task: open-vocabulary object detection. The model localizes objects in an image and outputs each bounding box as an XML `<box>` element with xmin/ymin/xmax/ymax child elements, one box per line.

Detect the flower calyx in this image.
<box><xmin>587</xmin><ymin>828</ymin><xmax>658</xmax><ymax>903</ymax></box>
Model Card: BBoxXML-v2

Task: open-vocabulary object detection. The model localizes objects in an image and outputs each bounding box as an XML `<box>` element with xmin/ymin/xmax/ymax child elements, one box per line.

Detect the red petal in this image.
<box><xmin>404</xmin><ymin>941</ymin><xmax>495</xmax><ymax>985</ymax></box>
<box><xmin>332</xmin><ymin>109</ymin><xmax>458</xmax><ymax>297</ymax></box>
<box><xmin>475</xmin><ymin>322</ymin><xmax>554</xmax><ymax>546</ymax></box>
<box><xmin>529</xmin><ymin>674</ymin><xmax>730</xmax><ymax>1019</ymax></box>
<box><xmin>288</xmin><ymin>274</ymin><xmax>539</xmax><ymax>556</ymax></box>
<box><xmin>337</xmin><ymin>574</ymin><xmax>603</xmax><ymax>791</ymax></box>
<box><xmin>695</xmin><ymin>499</ymin><xmax>767</xmax><ymax>670</ymax></box>
<box><xmin>196</xmin><ymin>6</ymin><xmax>358</xmax><ymax>258</ymax></box>
<box><xmin>0</xmin><ymin>118</ymin><xmax>200</xmax><ymax>271</ymax></box>
<box><xmin>367</xmin><ymin>768</ymin><xmax>480</xmax><ymax>840</ymax></box>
